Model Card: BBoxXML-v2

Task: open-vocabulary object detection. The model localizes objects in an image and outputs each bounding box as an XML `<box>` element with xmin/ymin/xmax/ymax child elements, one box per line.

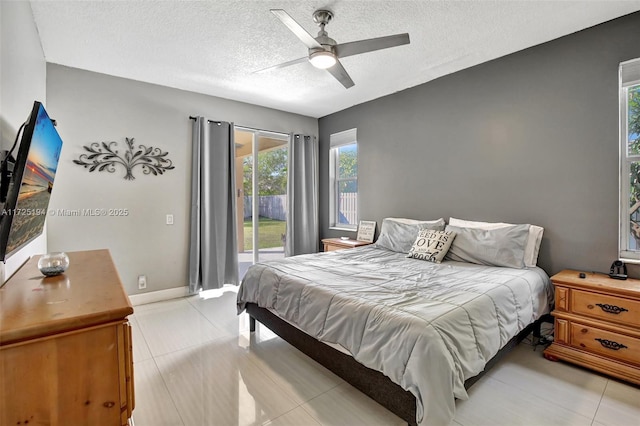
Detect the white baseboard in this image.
<box><xmin>128</xmin><ymin>286</ymin><xmax>190</xmax><ymax>306</ymax></box>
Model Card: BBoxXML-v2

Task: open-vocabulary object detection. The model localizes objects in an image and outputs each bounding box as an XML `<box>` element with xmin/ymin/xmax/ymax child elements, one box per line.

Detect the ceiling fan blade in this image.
<box><xmin>326</xmin><ymin>60</ymin><xmax>355</xmax><ymax>89</ymax></box>
<box><xmin>254</xmin><ymin>57</ymin><xmax>308</xmax><ymax>74</ymax></box>
<box><xmin>271</xmin><ymin>9</ymin><xmax>322</xmax><ymax>49</ymax></box>
<box><xmin>335</xmin><ymin>33</ymin><xmax>410</xmax><ymax>58</ymax></box>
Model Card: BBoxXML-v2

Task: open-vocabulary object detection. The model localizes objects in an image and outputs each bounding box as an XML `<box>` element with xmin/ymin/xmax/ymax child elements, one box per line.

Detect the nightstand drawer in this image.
<box><xmin>571</xmin><ymin>290</ymin><xmax>640</xmax><ymax>328</ymax></box>
<box><xmin>570</xmin><ymin>323</ymin><xmax>640</xmax><ymax>366</ymax></box>
<box><xmin>545</xmin><ymin>270</ymin><xmax>640</xmax><ymax>385</ymax></box>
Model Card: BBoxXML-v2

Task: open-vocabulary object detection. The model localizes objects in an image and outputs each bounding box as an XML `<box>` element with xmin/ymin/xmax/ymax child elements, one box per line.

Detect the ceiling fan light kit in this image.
<box><xmin>309</xmin><ymin>50</ymin><xmax>336</xmax><ymax>69</ymax></box>
<box><xmin>262</xmin><ymin>8</ymin><xmax>410</xmax><ymax>88</ymax></box>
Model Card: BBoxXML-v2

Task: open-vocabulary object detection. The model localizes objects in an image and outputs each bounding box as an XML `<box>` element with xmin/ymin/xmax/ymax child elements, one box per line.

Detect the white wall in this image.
<box><xmin>0</xmin><ymin>1</ymin><xmax>48</xmax><ymax>281</ymax></box>
<box><xmin>46</xmin><ymin>64</ymin><xmax>318</xmax><ymax>295</ymax></box>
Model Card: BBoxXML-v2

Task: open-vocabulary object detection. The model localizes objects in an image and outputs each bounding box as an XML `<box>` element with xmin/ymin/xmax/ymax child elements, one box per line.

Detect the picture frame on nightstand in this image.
<box><xmin>356</xmin><ymin>220</ymin><xmax>376</xmax><ymax>242</ymax></box>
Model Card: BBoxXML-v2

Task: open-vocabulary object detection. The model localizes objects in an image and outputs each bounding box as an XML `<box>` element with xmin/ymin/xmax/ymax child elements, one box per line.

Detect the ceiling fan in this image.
<box><xmin>257</xmin><ymin>9</ymin><xmax>410</xmax><ymax>89</ymax></box>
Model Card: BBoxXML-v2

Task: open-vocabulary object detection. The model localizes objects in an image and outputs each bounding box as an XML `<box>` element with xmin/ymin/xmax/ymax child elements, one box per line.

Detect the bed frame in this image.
<box><xmin>247</xmin><ymin>303</ymin><xmax>549</xmax><ymax>426</ymax></box>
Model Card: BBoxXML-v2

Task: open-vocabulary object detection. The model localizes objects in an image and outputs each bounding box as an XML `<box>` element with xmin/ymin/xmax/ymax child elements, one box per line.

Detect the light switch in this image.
<box><xmin>166</xmin><ymin>214</ymin><xmax>174</xmax><ymax>225</ymax></box>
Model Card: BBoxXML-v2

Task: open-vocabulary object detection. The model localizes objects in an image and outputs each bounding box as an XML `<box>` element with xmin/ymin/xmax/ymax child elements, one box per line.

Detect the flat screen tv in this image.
<box><xmin>0</xmin><ymin>101</ymin><xmax>63</xmax><ymax>261</ymax></box>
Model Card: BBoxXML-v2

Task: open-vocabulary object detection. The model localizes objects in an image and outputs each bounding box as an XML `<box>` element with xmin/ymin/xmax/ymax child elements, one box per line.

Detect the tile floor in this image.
<box><xmin>238</xmin><ymin>248</ymin><xmax>285</xmax><ymax>283</ymax></box>
<box><xmin>130</xmin><ymin>288</ymin><xmax>640</xmax><ymax>426</ymax></box>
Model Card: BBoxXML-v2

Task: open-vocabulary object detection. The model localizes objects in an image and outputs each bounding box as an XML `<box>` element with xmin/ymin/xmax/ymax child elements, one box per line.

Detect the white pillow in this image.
<box><xmin>448</xmin><ymin>218</ymin><xmax>543</xmax><ymax>267</ymax></box>
<box><xmin>384</xmin><ymin>217</ymin><xmax>442</xmax><ymax>225</ymax></box>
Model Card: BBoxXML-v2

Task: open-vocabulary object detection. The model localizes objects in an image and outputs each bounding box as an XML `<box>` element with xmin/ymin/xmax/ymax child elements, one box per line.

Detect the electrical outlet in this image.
<box><xmin>166</xmin><ymin>214</ymin><xmax>174</xmax><ymax>225</ymax></box>
<box><xmin>138</xmin><ymin>275</ymin><xmax>147</xmax><ymax>290</ymax></box>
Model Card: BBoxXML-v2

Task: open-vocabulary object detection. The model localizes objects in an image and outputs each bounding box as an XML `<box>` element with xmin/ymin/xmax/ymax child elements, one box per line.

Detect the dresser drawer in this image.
<box><xmin>571</xmin><ymin>289</ymin><xmax>640</xmax><ymax>328</ymax></box>
<box><xmin>570</xmin><ymin>323</ymin><xmax>640</xmax><ymax>365</ymax></box>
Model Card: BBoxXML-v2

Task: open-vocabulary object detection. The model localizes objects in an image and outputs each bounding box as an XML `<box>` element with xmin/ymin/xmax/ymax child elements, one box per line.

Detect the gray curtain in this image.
<box><xmin>285</xmin><ymin>134</ymin><xmax>319</xmax><ymax>256</ymax></box>
<box><xmin>189</xmin><ymin>117</ymin><xmax>239</xmax><ymax>293</ymax></box>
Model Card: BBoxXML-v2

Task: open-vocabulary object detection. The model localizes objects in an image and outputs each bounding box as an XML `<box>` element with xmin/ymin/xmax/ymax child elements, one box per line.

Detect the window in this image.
<box><xmin>329</xmin><ymin>128</ymin><xmax>358</xmax><ymax>230</ymax></box>
<box><xmin>619</xmin><ymin>58</ymin><xmax>640</xmax><ymax>261</ymax></box>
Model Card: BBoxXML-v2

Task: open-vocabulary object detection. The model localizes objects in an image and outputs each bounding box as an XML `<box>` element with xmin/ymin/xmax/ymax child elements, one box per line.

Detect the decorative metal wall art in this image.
<box><xmin>73</xmin><ymin>137</ymin><xmax>174</xmax><ymax>180</ymax></box>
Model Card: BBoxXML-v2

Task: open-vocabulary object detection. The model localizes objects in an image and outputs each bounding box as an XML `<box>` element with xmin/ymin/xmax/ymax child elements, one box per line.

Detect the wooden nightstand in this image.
<box><xmin>543</xmin><ymin>269</ymin><xmax>640</xmax><ymax>385</ymax></box>
<box><xmin>322</xmin><ymin>238</ymin><xmax>372</xmax><ymax>252</ymax></box>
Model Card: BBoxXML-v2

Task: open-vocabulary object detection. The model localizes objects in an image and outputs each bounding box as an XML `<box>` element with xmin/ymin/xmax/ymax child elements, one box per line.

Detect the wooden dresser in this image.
<box><xmin>0</xmin><ymin>249</ymin><xmax>135</xmax><ymax>425</ymax></box>
<box><xmin>322</xmin><ymin>238</ymin><xmax>372</xmax><ymax>252</ymax></box>
<box><xmin>543</xmin><ymin>269</ymin><xmax>640</xmax><ymax>384</ymax></box>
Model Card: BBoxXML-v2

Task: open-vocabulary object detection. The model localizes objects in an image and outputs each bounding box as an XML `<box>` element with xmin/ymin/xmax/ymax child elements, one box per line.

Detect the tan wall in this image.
<box><xmin>45</xmin><ymin>64</ymin><xmax>317</xmax><ymax>295</ymax></box>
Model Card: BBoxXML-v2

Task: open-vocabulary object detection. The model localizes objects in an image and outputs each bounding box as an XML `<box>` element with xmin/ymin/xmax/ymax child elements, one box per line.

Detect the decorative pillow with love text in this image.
<box><xmin>406</xmin><ymin>229</ymin><xmax>456</xmax><ymax>263</ymax></box>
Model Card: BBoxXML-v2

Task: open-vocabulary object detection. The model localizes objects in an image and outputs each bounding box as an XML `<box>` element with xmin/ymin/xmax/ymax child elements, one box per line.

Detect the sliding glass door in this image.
<box><xmin>235</xmin><ymin>128</ymin><xmax>288</xmax><ymax>279</ymax></box>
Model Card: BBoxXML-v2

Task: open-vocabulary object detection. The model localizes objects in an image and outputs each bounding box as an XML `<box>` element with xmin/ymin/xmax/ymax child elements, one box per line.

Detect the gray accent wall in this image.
<box><xmin>0</xmin><ymin>1</ymin><xmax>48</xmax><ymax>281</ymax></box>
<box><xmin>46</xmin><ymin>64</ymin><xmax>317</xmax><ymax>295</ymax></box>
<box><xmin>319</xmin><ymin>12</ymin><xmax>640</xmax><ymax>276</ymax></box>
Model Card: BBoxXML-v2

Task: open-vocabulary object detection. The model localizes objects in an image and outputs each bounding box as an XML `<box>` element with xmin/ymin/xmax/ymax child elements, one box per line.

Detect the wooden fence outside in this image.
<box><xmin>338</xmin><ymin>192</ymin><xmax>357</xmax><ymax>225</ymax></box>
<box><xmin>244</xmin><ymin>193</ymin><xmax>357</xmax><ymax>224</ymax></box>
<box><xmin>244</xmin><ymin>195</ymin><xmax>287</xmax><ymax>221</ymax></box>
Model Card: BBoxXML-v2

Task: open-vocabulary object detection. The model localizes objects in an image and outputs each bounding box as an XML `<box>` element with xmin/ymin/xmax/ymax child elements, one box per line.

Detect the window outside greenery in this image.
<box><xmin>336</xmin><ymin>144</ymin><xmax>357</xmax><ymax>226</ymax></box>
<box><xmin>243</xmin><ymin>149</ymin><xmax>288</xmax><ymax>196</ymax></box>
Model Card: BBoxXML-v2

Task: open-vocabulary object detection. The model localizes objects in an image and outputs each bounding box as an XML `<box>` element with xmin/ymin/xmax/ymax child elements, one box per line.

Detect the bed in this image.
<box><xmin>237</xmin><ymin>218</ymin><xmax>554</xmax><ymax>425</ymax></box>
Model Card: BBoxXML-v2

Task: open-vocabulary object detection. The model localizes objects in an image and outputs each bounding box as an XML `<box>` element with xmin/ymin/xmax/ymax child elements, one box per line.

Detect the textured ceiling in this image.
<box><xmin>30</xmin><ymin>0</ymin><xmax>640</xmax><ymax>118</ymax></box>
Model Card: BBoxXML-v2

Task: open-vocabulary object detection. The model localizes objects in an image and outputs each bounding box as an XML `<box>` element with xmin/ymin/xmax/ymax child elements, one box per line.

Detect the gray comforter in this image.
<box><xmin>237</xmin><ymin>245</ymin><xmax>553</xmax><ymax>425</ymax></box>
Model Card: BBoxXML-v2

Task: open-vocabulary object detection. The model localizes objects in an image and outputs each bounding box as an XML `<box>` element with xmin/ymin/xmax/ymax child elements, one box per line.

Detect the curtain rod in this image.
<box><xmin>189</xmin><ymin>116</ymin><xmax>288</xmax><ymax>137</ymax></box>
<box><xmin>189</xmin><ymin>116</ymin><xmax>223</xmax><ymax>125</ymax></box>
<box><xmin>189</xmin><ymin>116</ymin><xmax>244</xmax><ymax>128</ymax></box>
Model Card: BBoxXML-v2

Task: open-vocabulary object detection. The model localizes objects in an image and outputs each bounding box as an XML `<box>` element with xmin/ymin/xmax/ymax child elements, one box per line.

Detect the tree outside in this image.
<box><xmin>338</xmin><ymin>144</ymin><xmax>357</xmax><ymax>191</ymax></box>
<box><xmin>243</xmin><ymin>144</ymin><xmax>357</xmax><ymax>196</ymax></box>
<box><xmin>243</xmin><ymin>148</ymin><xmax>288</xmax><ymax>196</ymax></box>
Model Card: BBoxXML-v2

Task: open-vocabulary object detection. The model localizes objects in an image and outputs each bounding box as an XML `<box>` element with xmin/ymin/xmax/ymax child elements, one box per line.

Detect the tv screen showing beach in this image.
<box><xmin>5</xmin><ymin>104</ymin><xmax>63</xmax><ymax>256</ymax></box>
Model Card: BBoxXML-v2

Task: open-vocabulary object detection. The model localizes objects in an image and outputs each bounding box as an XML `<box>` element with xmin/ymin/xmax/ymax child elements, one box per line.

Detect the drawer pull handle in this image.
<box><xmin>595</xmin><ymin>303</ymin><xmax>628</xmax><ymax>314</ymax></box>
<box><xmin>595</xmin><ymin>338</ymin><xmax>628</xmax><ymax>351</ymax></box>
